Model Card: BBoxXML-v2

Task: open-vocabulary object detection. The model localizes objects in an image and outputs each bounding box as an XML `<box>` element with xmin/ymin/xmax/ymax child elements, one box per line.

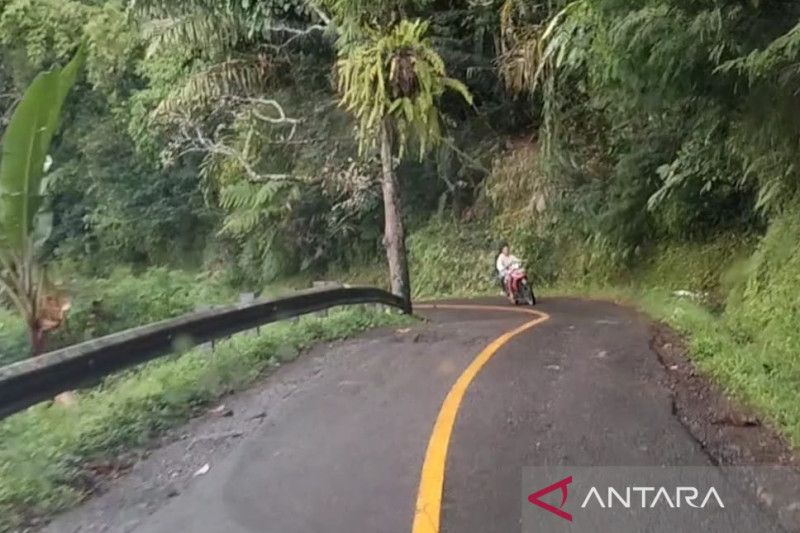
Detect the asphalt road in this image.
<box><xmin>44</xmin><ymin>297</ymin><xmax>789</xmax><ymax>533</ymax></box>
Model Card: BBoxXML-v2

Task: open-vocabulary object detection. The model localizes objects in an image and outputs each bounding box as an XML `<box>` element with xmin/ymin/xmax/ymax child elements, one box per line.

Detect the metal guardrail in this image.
<box><xmin>0</xmin><ymin>286</ymin><xmax>407</xmax><ymax>420</ymax></box>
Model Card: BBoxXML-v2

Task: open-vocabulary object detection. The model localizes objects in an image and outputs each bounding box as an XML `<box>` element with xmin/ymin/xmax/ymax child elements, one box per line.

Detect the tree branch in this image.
<box><xmin>165</xmin><ymin>107</ymin><xmax>311</xmax><ymax>185</ymax></box>
<box><xmin>305</xmin><ymin>1</ymin><xmax>332</xmax><ymax>26</ymax></box>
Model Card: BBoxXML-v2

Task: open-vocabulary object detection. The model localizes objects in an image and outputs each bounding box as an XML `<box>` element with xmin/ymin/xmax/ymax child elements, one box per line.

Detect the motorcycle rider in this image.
<box><xmin>496</xmin><ymin>242</ymin><xmax>522</xmax><ymax>302</ymax></box>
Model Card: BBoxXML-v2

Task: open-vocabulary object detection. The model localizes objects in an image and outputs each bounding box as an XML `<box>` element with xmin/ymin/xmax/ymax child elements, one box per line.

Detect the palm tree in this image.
<box><xmin>336</xmin><ymin>19</ymin><xmax>472</xmax><ymax>311</ymax></box>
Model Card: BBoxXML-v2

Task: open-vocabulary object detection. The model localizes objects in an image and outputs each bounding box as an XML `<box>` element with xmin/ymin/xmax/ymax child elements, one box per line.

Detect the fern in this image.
<box><xmin>499</xmin><ymin>0</ymin><xmax>595</xmax><ymax>95</ymax></box>
<box><xmin>218</xmin><ymin>181</ymin><xmax>297</xmax><ymax>236</ymax></box>
<box><xmin>719</xmin><ymin>22</ymin><xmax>800</xmax><ymax>87</ymax></box>
<box><xmin>153</xmin><ymin>59</ymin><xmax>275</xmax><ymax>116</ymax></box>
<box><xmin>336</xmin><ymin>18</ymin><xmax>472</xmax><ymax>158</ymax></box>
<box><xmin>142</xmin><ymin>12</ymin><xmax>244</xmax><ymax>58</ymax></box>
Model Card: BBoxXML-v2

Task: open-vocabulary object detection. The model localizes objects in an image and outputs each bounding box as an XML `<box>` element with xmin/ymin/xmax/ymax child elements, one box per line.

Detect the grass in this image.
<box><xmin>0</xmin><ymin>267</ymin><xmax>239</xmax><ymax>367</ymax></box>
<box><xmin>641</xmin><ymin>292</ymin><xmax>800</xmax><ymax>449</ymax></box>
<box><xmin>0</xmin><ymin>306</ymin><xmax>413</xmax><ymax>532</ymax></box>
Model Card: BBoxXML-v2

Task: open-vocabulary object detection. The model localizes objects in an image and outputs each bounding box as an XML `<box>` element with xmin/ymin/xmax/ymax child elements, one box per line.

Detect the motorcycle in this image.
<box><xmin>504</xmin><ymin>261</ymin><xmax>536</xmax><ymax>306</ymax></box>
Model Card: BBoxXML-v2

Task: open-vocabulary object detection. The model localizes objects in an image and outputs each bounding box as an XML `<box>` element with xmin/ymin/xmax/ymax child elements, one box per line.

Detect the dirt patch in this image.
<box><xmin>650</xmin><ymin>322</ymin><xmax>800</xmax><ymax>531</ymax></box>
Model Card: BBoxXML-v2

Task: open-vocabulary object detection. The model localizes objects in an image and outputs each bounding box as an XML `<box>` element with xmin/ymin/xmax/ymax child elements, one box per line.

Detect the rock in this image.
<box><xmin>54</xmin><ymin>391</ymin><xmax>78</xmax><ymax>407</ymax></box>
<box><xmin>712</xmin><ymin>413</ymin><xmax>761</xmax><ymax>427</ymax></box>
<box><xmin>673</xmin><ymin>290</ymin><xmax>702</xmax><ymax>300</ymax></box>
<box><xmin>209</xmin><ymin>404</ymin><xmax>233</xmax><ymax>418</ymax></box>
<box><xmin>193</xmin><ymin>463</ymin><xmax>210</xmax><ymax>477</ymax></box>
<box><xmin>757</xmin><ymin>486</ymin><xmax>774</xmax><ymax>507</ymax></box>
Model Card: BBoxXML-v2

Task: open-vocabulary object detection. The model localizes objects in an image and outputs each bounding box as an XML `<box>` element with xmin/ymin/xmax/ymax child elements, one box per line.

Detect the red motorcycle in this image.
<box><xmin>504</xmin><ymin>261</ymin><xmax>536</xmax><ymax>306</ymax></box>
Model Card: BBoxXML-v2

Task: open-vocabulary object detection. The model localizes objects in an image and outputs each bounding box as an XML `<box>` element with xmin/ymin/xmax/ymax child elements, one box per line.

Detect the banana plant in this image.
<box><xmin>0</xmin><ymin>47</ymin><xmax>85</xmax><ymax>356</ymax></box>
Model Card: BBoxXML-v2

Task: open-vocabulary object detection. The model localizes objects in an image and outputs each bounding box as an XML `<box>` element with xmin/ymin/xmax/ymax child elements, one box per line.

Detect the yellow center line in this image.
<box><xmin>411</xmin><ymin>303</ymin><xmax>551</xmax><ymax>533</ymax></box>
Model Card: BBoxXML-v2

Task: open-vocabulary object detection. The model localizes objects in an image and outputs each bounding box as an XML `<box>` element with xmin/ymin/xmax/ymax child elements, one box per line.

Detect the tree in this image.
<box><xmin>336</xmin><ymin>19</ymin><xmax>472</xmax><ymax>310</ymax></box>
<box><xmin>0</xmin><ymin>46</ymin><xmax>84</xmax><ymax>355</ymax></box>
<box><xmin>131</xmin><ymin>0</ymin><xmax>340</xmax><ymax>281</ymax></box>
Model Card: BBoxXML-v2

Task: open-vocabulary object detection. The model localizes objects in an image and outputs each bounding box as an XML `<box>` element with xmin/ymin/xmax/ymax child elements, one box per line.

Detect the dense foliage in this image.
<box><xmin>1</xmin><ymin>0</ymin><xmax>798</xmax><ymax>361</ymax></box>
<box><xmin>497</xmin><ymin>0</ymin><xmax>800</xmax><ymax>257</ymax></box>
<box><xmin>0</xmin><ymin>0</ymin><xmax>520</xmax><ymax>286</ymax></box>
<box><xmin>0</xmin><ymin>0</ymin><xmax>797</xmax><ymax>346</ymax></box>
<box><xmin>0</xmin><ymin>0</ymin><xmax>794</xmax><ymax>283</ymax></box>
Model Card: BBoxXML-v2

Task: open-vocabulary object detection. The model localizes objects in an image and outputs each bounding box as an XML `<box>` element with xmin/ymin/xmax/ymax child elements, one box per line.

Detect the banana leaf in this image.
<box><xmin>0</xmin><ymin>46</ymin><xmax>85</xmax><ymax>252</ymax></box>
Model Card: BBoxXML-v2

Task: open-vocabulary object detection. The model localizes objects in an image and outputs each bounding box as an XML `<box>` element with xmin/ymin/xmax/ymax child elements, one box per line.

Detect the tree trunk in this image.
<box><xmin>379</xmin><ymin>119</ymin><xmax>412</xmax><ymax>314</ymax></box>
<box><xmin>28</xmin><ymin>323</ymin><xmax>46</xmax><ymax>356</ymax></box>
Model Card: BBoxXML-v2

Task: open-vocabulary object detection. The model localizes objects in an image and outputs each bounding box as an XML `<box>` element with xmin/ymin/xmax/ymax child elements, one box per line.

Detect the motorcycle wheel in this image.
<box><xmin>522</xmin><ymin>280</ymin><xmax>535</xmax><ymax>306</ymax></box>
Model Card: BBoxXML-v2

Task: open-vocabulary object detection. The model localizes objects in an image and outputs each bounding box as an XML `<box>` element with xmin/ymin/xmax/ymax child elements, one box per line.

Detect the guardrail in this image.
<box><xmin>0</xmin><ymin>286</ymin><xmax>407</xmax><ymax>420</ymax></box>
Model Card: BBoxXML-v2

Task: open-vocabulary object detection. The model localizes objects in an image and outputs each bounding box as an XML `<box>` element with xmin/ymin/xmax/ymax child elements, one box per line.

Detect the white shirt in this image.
<box><xmin>496</xmin><ymin>253</ymin><xmax>521</xmax><ymax>276</ymax></box>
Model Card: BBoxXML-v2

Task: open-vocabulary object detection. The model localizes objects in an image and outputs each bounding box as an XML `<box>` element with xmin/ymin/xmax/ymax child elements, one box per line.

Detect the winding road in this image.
<box><xmin>45</xmin><ymin>297</ymin><xmax>790</xmax><ymax>533</ymax></box>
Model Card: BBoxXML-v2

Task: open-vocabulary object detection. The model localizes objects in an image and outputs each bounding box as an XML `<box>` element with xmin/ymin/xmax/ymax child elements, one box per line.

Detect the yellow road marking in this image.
<box><xmin>411</xmin><ymin>303</ymin><xmax>550</xmax><ymax>533</ymax></box>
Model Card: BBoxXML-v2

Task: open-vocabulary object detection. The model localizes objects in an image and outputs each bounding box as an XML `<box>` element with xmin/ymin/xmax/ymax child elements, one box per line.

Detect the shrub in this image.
<box><xmin>408</xmin><ymin>220</ymin><xmax>496</xmax><ymax>297</ymax></box>
<box><xmin>0</xmin><ymin>267</ymin><xmax>236</xmax><ymax>366</ymax></box>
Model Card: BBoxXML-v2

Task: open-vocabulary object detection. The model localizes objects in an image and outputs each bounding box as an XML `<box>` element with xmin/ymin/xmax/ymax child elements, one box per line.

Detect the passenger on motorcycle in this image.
<box><xmin>496</xmin><ymin>242</ymin><xmax>522</xmax><ymax>301</ymax></box>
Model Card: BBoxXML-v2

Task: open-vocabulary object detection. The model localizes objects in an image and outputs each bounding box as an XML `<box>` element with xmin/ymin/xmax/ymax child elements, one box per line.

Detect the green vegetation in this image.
<box><xmin>639</xmin><ymin>289</ymin><xmax>800</xmax><ymax>448</ymax></box>
<box><xmin>0</xmin><ymin>268</ymin><xmax>235</xmax><ymax>366</ymax></box>
<box><xmin>0</xmin><ymin>46</ymin><xmax>83</xmax><ymax>354</ymax></box>
<box><xmin>0</xmin><ymin>307</ymin><xmax>412</xmax><ymax>531</ymax></box>
<box><xmin>3</xmin><ymin>0</ymin><xmax>800</xmax><ymax>527</ymax></box>
<box><xmin>407</xmin><ymin>221</ymin><xmax>494</xmax><ymax>298</ymax></box>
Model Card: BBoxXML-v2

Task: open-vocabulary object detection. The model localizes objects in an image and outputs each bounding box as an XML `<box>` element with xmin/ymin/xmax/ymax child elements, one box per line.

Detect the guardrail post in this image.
<box><xmin>312</xmin><ymin>281</ymin><xmax>343</xmax><ymax>317</ymax></box>
<box><xmin>196</xmin><ymin>304</ymin><xmax>214</xmax><ymax>352</ymax></box>
<box><xmin>239</xmin><ymin>293</ymin><xmax>256</xmax><ymax>335</ymax></box>
<box><xmin>239</xmin><ymin>292</ymin><xmax>255</xmax><ymax>304</ymax></box>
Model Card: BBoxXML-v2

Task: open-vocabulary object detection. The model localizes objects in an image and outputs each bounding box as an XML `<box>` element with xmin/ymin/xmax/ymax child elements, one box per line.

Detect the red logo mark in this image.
<box><xmin>528</xmin><ymin>476</ymin><xmax>573</xmax><ymax>522</ymax></box>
